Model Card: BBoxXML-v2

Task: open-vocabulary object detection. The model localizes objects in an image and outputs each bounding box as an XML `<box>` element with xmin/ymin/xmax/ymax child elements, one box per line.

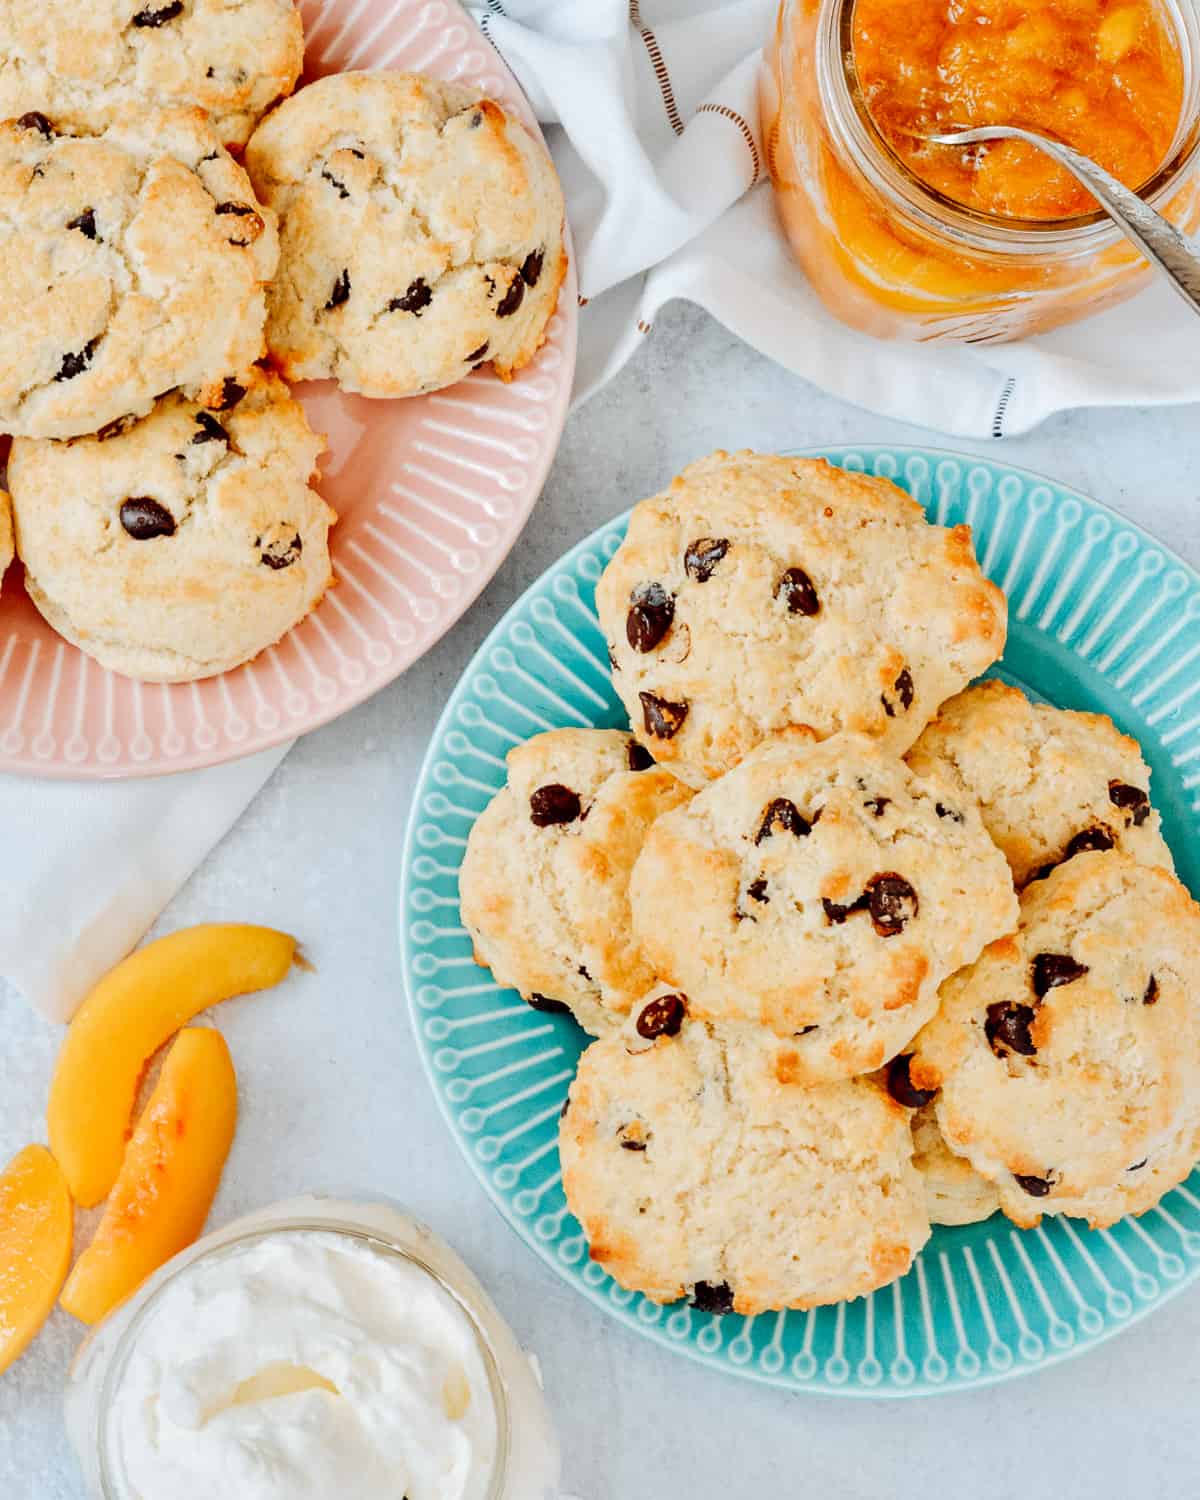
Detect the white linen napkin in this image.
<box><xmin>0</xmin><ymin>746</ymin><xmax>286</xmax><ymax>1024</ymax></box>
<box><xmin>473</xmin><ymin>0</ymin><xmax>1200</xmax><ymax>439</ymax></box>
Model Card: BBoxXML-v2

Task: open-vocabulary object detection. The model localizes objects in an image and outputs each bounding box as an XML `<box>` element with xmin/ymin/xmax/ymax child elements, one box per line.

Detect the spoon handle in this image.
<box><xmin>1007</xmin><ymin>127</ymin><xmax>1200</xmax><ymax>316</ymax></box>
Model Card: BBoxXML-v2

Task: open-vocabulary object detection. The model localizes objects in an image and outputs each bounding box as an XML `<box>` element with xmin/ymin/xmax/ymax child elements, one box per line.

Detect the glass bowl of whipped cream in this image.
<box><xmin>65</xmin><ymin>1196</ymin><xmax>560</xmax><ymax>1500</ymax></box>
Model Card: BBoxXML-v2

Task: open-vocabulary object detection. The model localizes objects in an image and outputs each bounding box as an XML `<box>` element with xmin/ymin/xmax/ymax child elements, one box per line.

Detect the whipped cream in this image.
<box><xmin>103</xmin><ymin>1229</ymin><xmax>499</xmax><ymax>1500</ymax></box>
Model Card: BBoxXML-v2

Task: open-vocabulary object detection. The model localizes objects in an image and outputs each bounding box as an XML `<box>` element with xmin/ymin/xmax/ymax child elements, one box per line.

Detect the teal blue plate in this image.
<box><xmin>400</xmin><ymin>446</ymin><xmax>1200</xmax><ymax>1395</ymax></box>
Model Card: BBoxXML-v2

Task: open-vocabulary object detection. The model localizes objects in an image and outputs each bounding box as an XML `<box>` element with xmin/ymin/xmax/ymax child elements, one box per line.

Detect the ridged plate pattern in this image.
<box><xmin>0</xmin><ymin>0</ymin><xmax>577</xmax><ymax>778</ymax></box>
<box><xmin>401</xmin><ymin>446</ymin><xmax>1200</xmax><ymax>1396</ymax></box>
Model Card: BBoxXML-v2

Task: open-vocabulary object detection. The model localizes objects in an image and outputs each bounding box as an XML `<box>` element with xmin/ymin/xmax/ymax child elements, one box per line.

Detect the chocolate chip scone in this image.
<box><xmin>0</xmin><ymin>0</ymin><xmax>303</xmax><ymax>147</ymax></box>
<box><xmin>0</xmin><ymin>108</ymin><xmax>277</xmax><ymax>440</ymax></box>
<box><xmin>560</xmin><ymin>1003</ymin><xmax>930</xmax><ymax>1313</ymax></box>
<box><xmin>8</xmin><ymin>368</ymin><xmax>333</xmax><ymax>680</ymax></box>
<box><xmin>906</xmin><ymin>679</ymin><xmax>1174</xmax><ymax>889</ymax></box>
<box><xmin>460</xmin><ymin>730</ymin><xmax>694</xmax><ymax>1035</ymax></box>
<box><xmin>628</xmin><ymin>732</ymin><xmax>1017</xmax><ymax>1079</ymax></box>
<box><xmin>910</xmin><ymin>851</ymin><xmax>1200</xmax><ymax>1229</ymax></box>
<box><xmin>244</xmin><ymin>71</ymin><xmax>567</xmax><ymax>397</ymax></box>
<box><xmin>596</xmin><ymin>451</ymin><xmax>1007</xmax><ymax>782</ymax></box>
<box><xmin>910</xmin><ymin>1103</ymin><xmax>1000</xmax><ymax>1227</ymax></box>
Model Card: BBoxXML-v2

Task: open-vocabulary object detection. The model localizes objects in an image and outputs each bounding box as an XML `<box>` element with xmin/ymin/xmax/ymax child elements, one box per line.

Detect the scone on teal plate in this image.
<box><xmin>459</xmin><ymin>728</ymin><xmax>694</xmax><ymax>1036</ymax></box>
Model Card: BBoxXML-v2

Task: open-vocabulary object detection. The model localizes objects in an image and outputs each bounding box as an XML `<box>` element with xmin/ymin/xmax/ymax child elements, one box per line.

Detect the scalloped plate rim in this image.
<box><xmin>399</xmin><ymin>442</ymin><xmax>1200</xmax><ymax>1396</ymax></box>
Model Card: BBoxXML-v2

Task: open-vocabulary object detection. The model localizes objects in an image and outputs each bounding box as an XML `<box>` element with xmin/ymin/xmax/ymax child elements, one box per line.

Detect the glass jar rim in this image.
<box><xmin>819</xmin><ymin>0</ymin><xmax>1200</xmax><ymax>252</ymax></box>
<box><xmin>94</xmin><ymin>1214</ymin><xmax>512</xmax><ymax>1500</ymax></box>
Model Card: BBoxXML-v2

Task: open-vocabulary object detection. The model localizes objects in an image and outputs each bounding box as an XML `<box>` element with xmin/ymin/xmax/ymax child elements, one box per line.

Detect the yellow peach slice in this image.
<box><xmin>49</xmin><ymin>923</ymin><xmax>293</xmax><ymax>1206</ymax></box>
<box><xmin>60</xmin><ymin>1027</ymin><xmax>237</xmax><ymax>1327</ymax></box>
<box><xmin>0</xmin><ymin>1145</ymin><xmax>72</xmax><ymax>1375</ymax></box>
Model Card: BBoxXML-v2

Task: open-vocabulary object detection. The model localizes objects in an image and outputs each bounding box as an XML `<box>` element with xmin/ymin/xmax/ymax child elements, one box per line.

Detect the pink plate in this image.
<box><xmin>0</xmin><ymin>0</ymin><xmax>577</xmax><ymax>779</ymax></box>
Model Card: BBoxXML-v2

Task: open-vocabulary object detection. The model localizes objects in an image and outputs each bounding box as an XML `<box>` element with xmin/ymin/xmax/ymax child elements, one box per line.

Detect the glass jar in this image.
<box><xmin>65</xmin><ymin>1195</ymin><xmax>560</xmax><ymax>1500</ymax></box>
<box><xmin>761</xmin><ymin>0</ymin><xmax>1200</xmax><ymax>341</ymax></box>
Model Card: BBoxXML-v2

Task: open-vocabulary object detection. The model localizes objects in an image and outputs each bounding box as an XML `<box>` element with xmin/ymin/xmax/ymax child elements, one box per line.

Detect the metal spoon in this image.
<box><xmin>911</xmin><ymin>124</ymin><xmax>1200</xmax><ymax>317</ymax></box>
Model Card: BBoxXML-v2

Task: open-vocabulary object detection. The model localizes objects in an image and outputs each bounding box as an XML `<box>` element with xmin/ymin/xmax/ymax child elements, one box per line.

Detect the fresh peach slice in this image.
<box><xmin>60</xmin><ymin>1027</ymin><xmax>237</xmax><ymax>1327</ymax></box>
<box><xmin>49</xmin><ymin>923</ymin><xmax>293</xmax><ymax>1206</ymax></box>
<box><xmin>0</xmin><ymin>1145</ymin><xmax>72</xmax><ymax>1374</ymax></box>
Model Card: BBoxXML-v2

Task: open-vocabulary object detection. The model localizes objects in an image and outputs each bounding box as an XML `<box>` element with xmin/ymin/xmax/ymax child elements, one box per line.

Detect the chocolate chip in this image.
<box><xmin>17</xmin><ymin>111</ymin><xmax>53</xmax><ymax>137</ymax></box>
<box><xmin>1014</xmin><ymin>1172</ymin><xmax>1053</xmax><ymax>1197</ymax></box>
<box><xmin>529</xmin><ymin>783</ymin><xmax>582</xmax><ymax>826</ymax></box>
<box><xmin>618</xmin><ymin>1124</ymin><xmax>648</xmax><ymax>1152</ymax></box>
<box><xmin>119</xmin><ymin>498</ymin><xmax>175</xmax><ymax>540</ymax></box>
<box><xmin>210</xmin><ymin>378</ymin><xmax>246</xmax><ymax>411</ymax></box>
<box><xmin>55</xmin><ymin>337</ymin><xmax>100</xmax><ymax>382</ymax></box>
<box><xmin>886</xmin><ymin>1054</ymin><xmax>935</xmax><ymax>1109</ymax></box>
<box><xmin>881</xmin><ymin>670</ymin><xmax>913</xmax><ymax>718</ymax></box>
<box><xmin>496</xmin><ymin>276</ymin><xmax>525</xmax><ymax>317</ymax></box>
<box><xmin>607</xmin><ymin>646</ymin><xmax>619</xmax><ymax>672</ymax></box>
<box><xmin>469</xmin><ymin>111</ymin><xmax>483</xmax><ymax>128</ymax></box>
<box><xmin>465</xmin><ymin>341</ymin><xmax>489</xmax><ymax>364</ymax></box>
<box><xmin>864</xmin><ymin>796</ymin><xmax>890</xmax><ymax>817</ymax></box>
<box><xmin>690</xmin><ymin>1280</ymin><xmax>734</xmax><ymax>1315</ymax></box>
<box><xmin>1128</xmin><ymin>1158</ymin><xmax>1148</xmax><ymax>1172</ymax></box>
<box><xmin>321</xmin><ymin>168</ymin><xmax>350</xmax><ymax>199</ymax></box>
<box><xmin>259</xmin><ymin>532</ymin><xmax>302</xmax><ymax>571</ymax></box>
<box><xmin>388</xmin><ymin>278</ymin><xmax>433</xmax><ymax>316</ymax></box>
<box><xmin>1064</xmin><ymin>826</ymin><xmax>1115</xmax><ymax>860</ymax></box>
<box><xmin>1143</xmin><ymin>974</ymin><xmax>1159</xmax><ymax>1005</ymax></box>
<box><xmin>620</xmin><ymin>1138</ymin><xmax>647</xmax><ymax>1152</ymax></box>
<box><xmin>935</xmin><ymin>802</ymin><xmax>963</xmax><ymax>823</ymax></box>
<box><xmin>192</xmin><ymin>410</ymin><xmax>228</xmax><ymax>444</ymax></box>
<box><xmin>577</xmin><ymin>964</ymin><xmax>592</xmax><ymax>981</ymax></box>
<box><xmin>639</xmin><ymin>691</ymin><xmax>688</xmax><ymax>740</ymax></box>
<box><xmin>1031</xmin><ymin>953</ymin><xmax>1088</xmax><ymax>998</ymax></box>
<box><xmin>626</xmin><ymin>582</ymin><xmax>675</xmax><ymax>652</ymax></box>
<box><xmin>96</xmin><ymin>414</ymin><xmax>137</xmax><ymax>442</ymax></box>
<box><xmin>636</xmin><ymin>993</ymin><xmax>686</xmax><ymax>1039</ymax></box>
<box><xmin>1109</xmin><ymin>781</ymin><xmax>1150</xmax><ymax>826</ymax></box>
<box><xmin>794</xmin><ymin>1024</ymin><xmax>819</xmax><ymax>1036</ymax></box>
<box><xmin>520</xmin><ymin>248</ymin><xmax>544</xmax><ymax>287</ymax></box>
<box><xmin>215</xmin><ymin>200</ymin><xmax>255</xmax><ymax>217</ymax></box>
<box><xmin>132</xmin><ymin>2</ymin><xmax>183</xmax><ymax>24</ymax></box>
<box><xmin>985</xmin><ymin>1001</ymin><xmax>1037</xmax><ymax>1058</ymax></box>
<box><xmin>822</xmin><ymin>895</ymin><xmax>867</xmax><ymax>925</ymax></box>
<box><xmin>755</xmin><ymin>797</ymin><xmax>813</xmax><ymax>843</ymax></box>
<box><xmin>527</xmin><ymin>992</ymin><xmax>571</xmax><ymax>1015</ymax></box>
<box><xmin>776</xmin><ymin>566</ymin><xmax>819</xmax><ymax>616</ymax></box>
<box><xmin>67</xmin><ymin>208</ymin><xmax>98</xmax><ymax>240</ymax></box>
<box><xmin>627</xmin><ymin>740</ymin><xmax>655</xmax><ymax>771</ymax></box>
<box><xmin>747</xmin><ymin>877</ymin><xmax>769</xmax><ymax>904</ymax></box>
<box><xmin>684</xmin><ymin>537</ymin><xmax>730</xmax><ymax>582</ymax></box>
<box><xmin>560</xmin><ymin>1096</ymin><xmax>570</xmax><ymax>1119</ymax></box>
<box><xmin>325</xmin><ymin>269</ymin><xmax>351</xmax><ymax>310</ymax></box>
<box><xmin>865</xmin><ymin>873</ymin><xmax>918</xmax><ymax>937</ymax></box>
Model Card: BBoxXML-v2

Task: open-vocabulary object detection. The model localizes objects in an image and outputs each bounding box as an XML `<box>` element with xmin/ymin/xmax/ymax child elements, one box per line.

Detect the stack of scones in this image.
<box><xmin>0</xmin><ymin>2</ymin><xmax>565</xmax><ymax>681</ymax></box>
<box><xmin>461</xmin><ymin>450</ymin><xmax>1200</xmax><ymax>1316</ymax></box>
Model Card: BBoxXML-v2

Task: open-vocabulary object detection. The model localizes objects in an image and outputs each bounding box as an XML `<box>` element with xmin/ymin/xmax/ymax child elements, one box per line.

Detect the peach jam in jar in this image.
<box><xmin>762</xmin><ymin>0</ymin><xmax>1200</xmax><ymax>340</ymax></box>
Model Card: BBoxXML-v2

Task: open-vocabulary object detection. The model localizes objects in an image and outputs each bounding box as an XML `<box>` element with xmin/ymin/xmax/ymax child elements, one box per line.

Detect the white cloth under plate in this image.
<box><xmin>0</xmin><ymin>747</ymin><xmax>286</xmax><ymax>1024</ymax></box>
<box><xmin>472</xmin><ymin>0</ymin><xmax>1200</xmax><ymax>438</ymax></box>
